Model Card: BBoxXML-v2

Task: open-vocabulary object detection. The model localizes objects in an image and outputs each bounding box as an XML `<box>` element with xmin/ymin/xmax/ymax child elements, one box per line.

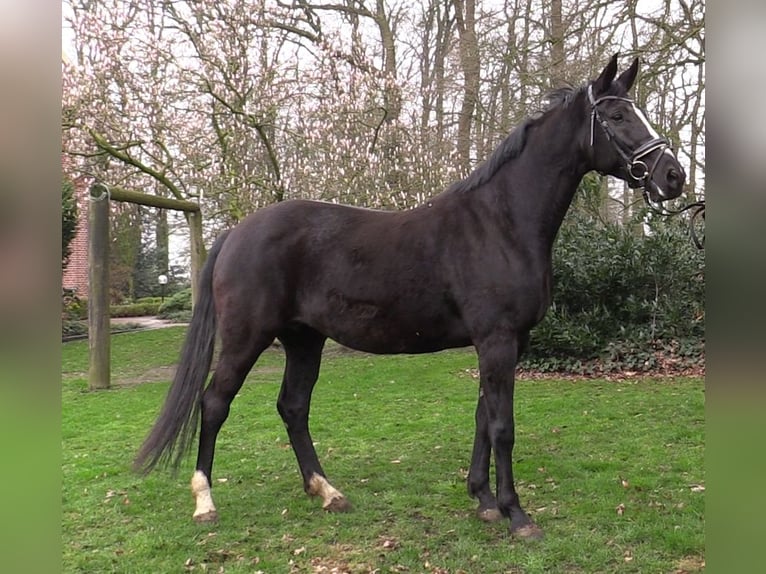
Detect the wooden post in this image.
<box><xmin>187</xmin><ymin>210</ymin><xmax>205</xmax><ymax>308</ymax></box>
<box><xmin>84</xmin><ymin>183</ymin><xmax>203</xmax><ymax>390</ymax></box>
<box><xmin>88</xmin><ymin>183</ymin><xmax>111</xmax><ymax>390</ymax></box>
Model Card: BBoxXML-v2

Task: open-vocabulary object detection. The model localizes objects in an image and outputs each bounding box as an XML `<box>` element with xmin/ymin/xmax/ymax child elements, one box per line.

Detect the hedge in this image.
<box><xmin>110</xmin><ymin>302</ymin><xmax>162</xmax><ymax>317</ymax></box>
<box><xmin>524</xmin><ymin>205</ymin><xmax>704</xmax><ymax>373</ymax></box>
<box><xmin>157</xmin><ymin>288</ymin><xmax>193</xmax><ymax>322</ymax></box>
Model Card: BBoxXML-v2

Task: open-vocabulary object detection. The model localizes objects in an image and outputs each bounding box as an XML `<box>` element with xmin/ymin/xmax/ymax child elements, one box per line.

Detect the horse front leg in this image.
<box><xmin>467</xmin><ymin>391</ymin><xmax>503</xmax><ymax>522</ymax></box>
<box><xmin>476</xmin><ymin>330</ymin><xmax>543</xmax><ymax>540</ymax></box>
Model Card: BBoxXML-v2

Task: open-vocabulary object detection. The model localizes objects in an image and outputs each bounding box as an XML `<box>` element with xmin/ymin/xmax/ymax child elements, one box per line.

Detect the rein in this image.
<box><xmin>587</xmin><ymin>85</ymin><xmax>705</xmax><ymax>249</ymax></box>
<box><xmin>643</xmin><ymin>193</ymin><xmax>706</xmax><ymax>249</ymax></box>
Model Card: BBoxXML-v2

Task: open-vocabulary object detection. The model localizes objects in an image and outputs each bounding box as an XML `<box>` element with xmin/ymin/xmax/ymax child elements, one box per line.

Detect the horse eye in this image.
<box><xmin>612</xmin><ymin>112</ymin><xmax>624</xmax><ymax>122</ymax></box>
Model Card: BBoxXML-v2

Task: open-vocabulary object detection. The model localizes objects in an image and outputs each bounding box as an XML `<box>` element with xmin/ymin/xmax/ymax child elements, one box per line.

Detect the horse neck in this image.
<box><xmin>489</xmin><ymin>106</ymin><xmax>589</xmax><ymax>251</ymax></box>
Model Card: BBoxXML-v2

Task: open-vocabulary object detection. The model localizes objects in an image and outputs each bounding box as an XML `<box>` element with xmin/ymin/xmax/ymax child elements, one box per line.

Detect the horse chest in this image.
<box><xmin>458</xmin><ymin>262</ymin><xmax>553</xmax><ymax>333</ymax></box>
<box><xmin>504</xmin><ymin>275</ymin><xmax>553</xmax><ymax>328</ymax></box>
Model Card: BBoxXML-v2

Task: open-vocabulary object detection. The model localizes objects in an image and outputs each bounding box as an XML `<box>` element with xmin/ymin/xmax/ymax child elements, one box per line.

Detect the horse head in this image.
<box><xmin>586</xmin><ymin>54</ymin><xmax>686</xmax><ymax>202</ymax></box>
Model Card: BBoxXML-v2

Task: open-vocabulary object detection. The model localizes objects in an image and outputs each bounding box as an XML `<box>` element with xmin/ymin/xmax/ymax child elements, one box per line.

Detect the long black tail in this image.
<box><xmin>133</xmin><ymin>230</ymin><xmax>231</xmax><ymax>474</ymax></box>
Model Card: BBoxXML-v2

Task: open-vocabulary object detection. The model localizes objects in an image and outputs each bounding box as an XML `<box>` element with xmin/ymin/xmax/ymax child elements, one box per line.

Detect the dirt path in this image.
<box><xmin>110</xmin><ymin>316</ymin><xmax>188</xmax><ymax>329</ymax></box>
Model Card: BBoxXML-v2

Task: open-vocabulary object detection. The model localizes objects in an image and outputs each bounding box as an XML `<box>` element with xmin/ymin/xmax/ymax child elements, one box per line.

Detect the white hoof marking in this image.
<box><xmin>308</xmin><ymin>473</ymin><xmax>349</xmax><ymax>510</ymax></box>
<box><xmin>191</xmin><ymin>470</ymin><xmax>217</xmax><ymax>519</ymax></box>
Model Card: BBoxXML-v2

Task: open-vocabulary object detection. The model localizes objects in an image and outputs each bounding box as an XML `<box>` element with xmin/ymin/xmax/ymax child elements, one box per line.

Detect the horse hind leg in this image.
<box><xmin>192</xmin><ymin>336</ymin><xmax>273</xmax><ymax>523</ymax></box>
<box><xmin>277</xmin><ymin>327</ymin><xmax>351</xmax><ymax>512</ymax></box>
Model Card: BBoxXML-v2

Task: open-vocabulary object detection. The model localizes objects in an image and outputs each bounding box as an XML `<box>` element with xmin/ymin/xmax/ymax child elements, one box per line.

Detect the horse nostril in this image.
<box><xmin>667</xmin><ymin>168</ymin><xmax>682</xmax><ymax>188</ymax></box>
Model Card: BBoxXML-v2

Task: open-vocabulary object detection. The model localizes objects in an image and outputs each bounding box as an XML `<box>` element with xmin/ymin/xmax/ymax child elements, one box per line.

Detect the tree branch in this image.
<box><xmin>88</xmin><ymin>128</ymin><xmax>185</xmax><ymax>201</ymax></box>
<box><xmin>203</xmin><ymin>82</ymin><xmax>285</xmax><ymax>201</ymax></box>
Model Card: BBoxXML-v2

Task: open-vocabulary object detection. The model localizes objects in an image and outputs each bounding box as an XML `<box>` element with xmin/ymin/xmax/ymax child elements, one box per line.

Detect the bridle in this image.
<box><xmin>587</xmin><ymin>84</ymin><xmax>705</xmax><ymax>249</ymax></box>
<box><xmin>587</xmin><ymin>84</ymin><xmax>671</xmax><ymax>191</ymax></box>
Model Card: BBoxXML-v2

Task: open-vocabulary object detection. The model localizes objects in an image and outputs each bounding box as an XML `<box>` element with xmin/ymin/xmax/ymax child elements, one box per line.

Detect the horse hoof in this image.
<box><xmin>477</xmin><ymin>507</ymin><xmax>504</xmax><ymax>523</ymax></box>
<box><xmin>193</xmin><ymin>510</ymin><xmax>219</xmax><ymax>524</ymax></box>
<box><xmin>511</xmin><ymin>523</ymin><xmax>544</xmax><ymax>540</ymax></box>
<box><xmin>323</xmin><ymin>496</ymin><xmax>352</xmax><ymax>513</ymax></box>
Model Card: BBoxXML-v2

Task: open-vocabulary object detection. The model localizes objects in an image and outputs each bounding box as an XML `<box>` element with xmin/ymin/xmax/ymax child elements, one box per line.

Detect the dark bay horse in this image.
<box><xmin>135</xmin><ymin>55</ymin><xmax>685</xmax><ymax>539</ymax></box>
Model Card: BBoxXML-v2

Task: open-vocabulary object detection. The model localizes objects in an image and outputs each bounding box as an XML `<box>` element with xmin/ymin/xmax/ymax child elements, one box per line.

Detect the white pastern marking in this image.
<box><xmin>191</xmin><ymin>470</ymin><xmax>217</xmax><ymax>517</ymax></box>
<box><xmin>308</xmin><ymin>473</ymin><xmax>345</xmax><ymax>508</ymax></box>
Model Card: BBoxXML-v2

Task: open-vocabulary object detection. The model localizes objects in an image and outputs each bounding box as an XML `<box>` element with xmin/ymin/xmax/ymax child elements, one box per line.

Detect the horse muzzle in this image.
<box><xmin>643</xmin><ymin>151</ymin><xmax>686</xmax><ymax>202</ymax></box>
<box><xmin>628</xmin><ymin>144</ymin><xmax>686</xmax><ymax>202</ymax></box>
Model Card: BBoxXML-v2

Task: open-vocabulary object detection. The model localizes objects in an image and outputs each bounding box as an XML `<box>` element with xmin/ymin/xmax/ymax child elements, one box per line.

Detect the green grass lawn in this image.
<box><xmin>62</xmin><ymin>328</ymin><xmax>704</xmax><ymax>573</ymax></box>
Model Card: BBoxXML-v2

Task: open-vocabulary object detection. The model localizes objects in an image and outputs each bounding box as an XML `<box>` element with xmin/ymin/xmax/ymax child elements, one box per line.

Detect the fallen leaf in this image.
<box><xmin>380</xmin><ymin>537</ymin><xmax>399</xmax><ymax>550</ymax></box>
<box><xmin>616</xmin><ymin>503</ymin><xmax>626</xmax><ymax>516</ymax></box>
<box><xmin>196</xmin><ymin>533</ymin><xmax>218</xmax><ymax>546</ymax></box>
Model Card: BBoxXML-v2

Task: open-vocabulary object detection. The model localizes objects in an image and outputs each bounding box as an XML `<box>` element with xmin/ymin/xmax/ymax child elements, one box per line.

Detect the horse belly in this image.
<box><xmin>331</xmin><ymin>323</ymin><xmax>469</xmax><ymax>355</ymax></box>
<box><xmin>304</xmin><ymin>292</ymin><xmax>468</xmax><ymax>354</ymax></box>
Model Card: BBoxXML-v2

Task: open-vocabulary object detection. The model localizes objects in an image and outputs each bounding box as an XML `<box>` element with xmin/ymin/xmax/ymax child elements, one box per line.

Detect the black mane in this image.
<box><xmin>449</xmin><ymin>84</ymin><xmax>584</xmax><ymax>194</ymax></box>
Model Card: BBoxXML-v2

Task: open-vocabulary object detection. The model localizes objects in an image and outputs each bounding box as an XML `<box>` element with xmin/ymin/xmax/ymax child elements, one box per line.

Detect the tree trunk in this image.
<box><xmin>549</xmin><ymin>0</ymin><xmax>565</xmax><ymax>86</ymax></box>
<box><xmin>454</xmin><ymin>0</ymin><xmax>479</xmax><ymax>175</ymax></box>
<box><xmin>376</xmin><ymin>0</ymin><xmax>400</xmax><ymax>124</ymax></box>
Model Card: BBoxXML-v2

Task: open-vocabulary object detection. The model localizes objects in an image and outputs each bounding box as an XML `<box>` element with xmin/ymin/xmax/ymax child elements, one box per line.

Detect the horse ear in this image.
<box><xmin>593</xmin><ymin>53</ymin><xmax>619</xmax><ymax>95</ymax></box>
<box><xmin>616</xmin><ymin>57</ymin><xmax>639</xmax><ymax>92</ymax></box>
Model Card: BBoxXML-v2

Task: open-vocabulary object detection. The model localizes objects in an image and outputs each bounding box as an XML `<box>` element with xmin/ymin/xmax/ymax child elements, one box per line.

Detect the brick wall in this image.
<box><xmin>62</xmin><ymin>173</ymin><xmax>91</xmax><ymax>296</ymax></box>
